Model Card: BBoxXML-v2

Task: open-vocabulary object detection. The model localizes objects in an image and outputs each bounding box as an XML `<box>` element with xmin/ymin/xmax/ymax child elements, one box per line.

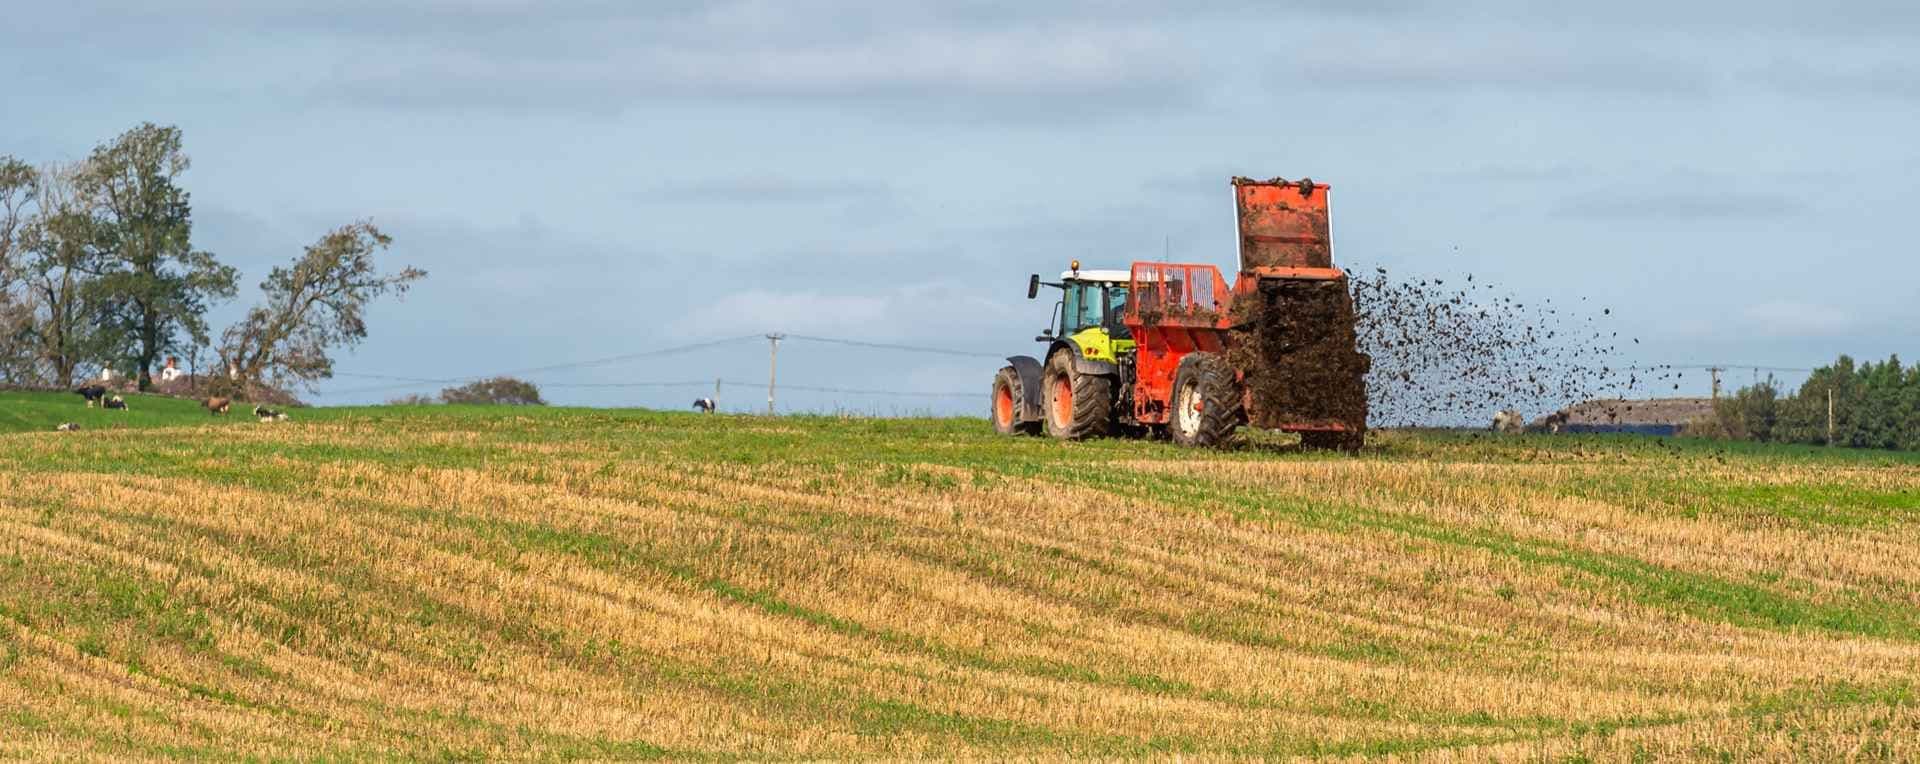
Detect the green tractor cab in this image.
<box><xmin>992</xmin><ymin>262</ymin><xmax>1137</xmax><ymax>439</ymax></box>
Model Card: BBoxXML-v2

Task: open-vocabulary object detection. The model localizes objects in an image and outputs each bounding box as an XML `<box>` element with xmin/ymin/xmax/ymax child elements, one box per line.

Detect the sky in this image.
<box><xmin>4</xmin><ymin>1</ymin><xmax>1916</xmax><ymax>415</ymax></box>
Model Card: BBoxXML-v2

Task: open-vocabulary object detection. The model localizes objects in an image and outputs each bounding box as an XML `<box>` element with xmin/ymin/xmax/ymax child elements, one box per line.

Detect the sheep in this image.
<box><xmin>76</xmin><ymin>385</ymin><xmax>108</xmax><ymax>407</ymax></box>
<box><xmin>203</xmin><ymin>397</ymin><xmax>232</xmax><ymax>415</ymax></box>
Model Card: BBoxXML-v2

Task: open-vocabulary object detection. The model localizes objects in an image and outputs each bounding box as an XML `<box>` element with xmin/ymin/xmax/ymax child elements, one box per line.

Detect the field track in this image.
<box><xmin>1</xmin><ymin>402</ymin><xmax>1917</xmax><ymax>760</ymax></box>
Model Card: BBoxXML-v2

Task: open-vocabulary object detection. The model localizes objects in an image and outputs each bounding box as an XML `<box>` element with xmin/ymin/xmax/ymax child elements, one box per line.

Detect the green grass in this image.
<box><xmin>0</xmin><ymin>388</ymin><xmax>247</xmax><ymax>433</ymax></box>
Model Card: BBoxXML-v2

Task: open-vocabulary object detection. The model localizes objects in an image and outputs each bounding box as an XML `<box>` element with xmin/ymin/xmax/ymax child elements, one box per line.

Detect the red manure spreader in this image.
<box><xmin>992</xmin><ymin>176</ymin><xmax>1369</xmax><ymax>450</ymax></box>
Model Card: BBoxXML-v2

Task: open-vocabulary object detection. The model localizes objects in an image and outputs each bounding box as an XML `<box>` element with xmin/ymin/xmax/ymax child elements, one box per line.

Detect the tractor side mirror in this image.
<box><xmin>1027</xmin><ymin>274</ymin><xmax>1040</xmax><ymax>299</ymax></box>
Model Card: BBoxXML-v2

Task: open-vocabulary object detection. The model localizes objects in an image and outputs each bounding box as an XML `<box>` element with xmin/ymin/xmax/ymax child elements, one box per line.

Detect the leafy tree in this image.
<box><xmin>15</xmin><ymin>163</ymin><xmax>120</xmax><ymax>387</ymax></box>
<box><xmin>1711</xmin><ymin>378</ymin><xmax>1780</xmax><ymax>442</ymax></box>
<box><xmin>0</xmin><ymin>157</ymin><xmax>40</xmax><ymax>381</ymax></box>
<box><xmin>0</xmin><ymin>156</ymin><xmax>33</xmax><ymax>269</ymax></box>
<box><xmin>80</xmin><ymin>123</ymin><xmax>237</xmax><ymax>390</ymax></box>
<box><xmin>440</xmin><ymin>377</ymin><xmax>546</xmax><ymax>406</ymax></box>
<box><xmin>1706</xmin><ymin>353</ymin><xmax>1920</xmax><ymax>451</ymax></box>
<box><xmin>219</xmin><ymin>221</ymin><xmax>424</xmax><ymax>393</ymax></box>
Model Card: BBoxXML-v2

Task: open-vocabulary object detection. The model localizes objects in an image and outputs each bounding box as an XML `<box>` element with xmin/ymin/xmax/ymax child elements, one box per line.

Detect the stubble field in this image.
<box><xmin>1</xmin><ymin>397</ymin><xmax>1917</xmax><ymax>760</ymax></box>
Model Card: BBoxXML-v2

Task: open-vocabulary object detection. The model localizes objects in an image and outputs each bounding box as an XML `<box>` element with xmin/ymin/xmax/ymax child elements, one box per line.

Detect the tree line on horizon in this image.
<box><xmin>0</xmin><ymin>123</ymin><xmax>424</xmax><ymax>400</ymax></box>
<box><xmin>1688</xmin><ymin>354</ymin><xmax>1920</xmax><ymax>451</ymax></box>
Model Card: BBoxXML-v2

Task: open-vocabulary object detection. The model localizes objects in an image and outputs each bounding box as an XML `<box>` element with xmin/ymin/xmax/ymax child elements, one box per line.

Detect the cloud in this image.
<box><xmin>1292</xmin><ymin>35</ymin><xmax>1710</xmax><ymax>95</ymax></box>
<box><xmin>1552</xmin><ymin>189</ymin><xmax>1802</xmax><ymax>221</ymax></box>
<box><xmin>1427</xmin><ymin>164</ymin><xmax>1591</xmax><ymax>183</ymax></box>
<box><xmin>1743</xmin><ymin>58</ymin><xmax>1920</xmax><ymax>100</ymax></box>
<box><xmin>1738</xmin><ymin>301</ymin><xmax>1857</xmax><ymax>338</ymax></box>
<box><xmin>668</xmin><ymin>284</ymin><xmax>1013</xmax><ymax>340</ymax></box>
<box><xmin>633</xmin><ymin>177</ymin><xmax>890</xmax><ymax>204</ymax></box>
<box><xmin>676</xmin><ymin>291</ymin><xmax>890</xmax><ymax>337</ymax></box>
<box><xmin>314</xmin><ymin>12</ymin><xmax>1196</xmax><ymax>118</ymax></box>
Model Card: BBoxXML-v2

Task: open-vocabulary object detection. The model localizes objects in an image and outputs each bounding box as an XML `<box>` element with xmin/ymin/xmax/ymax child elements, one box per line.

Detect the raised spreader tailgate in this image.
<box><xmin>1232</xmin><ymin>177</ymin><xmax>1343</xmax><ymax>281</ymax></box>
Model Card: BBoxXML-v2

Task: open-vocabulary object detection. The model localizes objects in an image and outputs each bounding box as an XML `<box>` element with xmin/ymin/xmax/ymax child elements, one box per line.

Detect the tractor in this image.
<box><xmin>990</xmin><ymin>176</ymin><xmax>1370</xmax><ymax>449</ymax></box>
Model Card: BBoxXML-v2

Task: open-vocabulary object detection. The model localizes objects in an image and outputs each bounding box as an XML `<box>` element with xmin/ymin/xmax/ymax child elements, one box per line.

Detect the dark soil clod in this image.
<box><xmin>1345</xmin><ymin>268</ymin><xmax>1672</xmax><ymax>426</ymax></box>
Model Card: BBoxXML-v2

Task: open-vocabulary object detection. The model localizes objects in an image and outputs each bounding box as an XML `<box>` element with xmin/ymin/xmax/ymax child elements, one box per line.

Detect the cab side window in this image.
<box><xmin>1106</xmin><ymin>287</ymin><xmax>1131</xmax><ymax>339</ymax></box>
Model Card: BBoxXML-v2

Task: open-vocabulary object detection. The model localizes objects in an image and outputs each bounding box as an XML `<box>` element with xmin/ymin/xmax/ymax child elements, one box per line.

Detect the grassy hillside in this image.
<box><xmin>0</xmin><ymin>409</ymin><xmax>1916</xmax><ymax>760</ymax></box>
<box><xmin>0</xmin><ymin>389</ymin><xmax>246</xmax><ymax>433</ymax></box>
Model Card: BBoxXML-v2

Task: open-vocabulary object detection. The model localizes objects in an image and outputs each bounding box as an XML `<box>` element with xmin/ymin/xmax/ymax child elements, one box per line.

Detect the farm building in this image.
<box><xmin>1535</xmin><ymin>398</ymin><xmax>1715</xmax><ymax>436</ymax></box>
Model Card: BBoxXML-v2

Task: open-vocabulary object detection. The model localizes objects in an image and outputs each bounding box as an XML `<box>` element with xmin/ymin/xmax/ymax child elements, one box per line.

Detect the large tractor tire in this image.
<box><xmin>1042</xmin><ymin>351</ymin><xmax>1113</xmax><ymax>440</ymax></box>
<box><xmin>1169</xmin><ymin>352</ymin><xmax>1244</xmax><ymax>448</ymax></box>
<box><xmin>991</xmin><ymin>366</ymin><xmax>1038</xmax><ymax>436</ymax></box>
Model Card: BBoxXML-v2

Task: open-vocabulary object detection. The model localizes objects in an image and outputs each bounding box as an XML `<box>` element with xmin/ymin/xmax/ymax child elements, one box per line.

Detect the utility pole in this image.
<box><xmin>765</xmin><ymin>333</ymin><xmax>785</xmax><ymax>415</ymax></box>
<box><xmin>1707</xmin><ymin>366</ymin><xmax>1724</xmax><ymax>400</ymax></box>
<box><xmin>714</xmin><ymin>378</ymin><xmax>723</xmax><ymax>412</ymax></box>
<box><xmin>1827</xmin><ymin>388</ymin><xmax>1835</xmax><ymax>447</ymax></box>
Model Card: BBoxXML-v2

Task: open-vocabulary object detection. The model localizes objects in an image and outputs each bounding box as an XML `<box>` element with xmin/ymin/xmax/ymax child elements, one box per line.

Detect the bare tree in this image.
<box><xmin>220</xmin><ymin>221</ymin><xmax>424</xmax><ymax>394</ymax></box>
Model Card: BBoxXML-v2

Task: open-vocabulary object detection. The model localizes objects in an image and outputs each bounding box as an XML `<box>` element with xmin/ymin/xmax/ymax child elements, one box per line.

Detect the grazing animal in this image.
<box><xmin>76</xmin><ymin>385</ymin><xmax>108</xmax><ymax>407</ymax></box>
<box><xmin>1490</xmin><ymin>409</ymin><xmax>1524</xmax><ymax>434</ymax></box>
<box><xmin>102</xmin><ymin>395</ymin><xmax>128</xmax><ymax>411</ymax></box>
<box><xmin>253</xmin><ymin>405</ymin><xmax>287</xmax><ymax>422</ymax></box>
<box><xmin>692</xmin><ymin>397</ymin><xmax>716</xmax><ymax>413</ymax></box>
<box><xmin>55</xmin><ymin>422</ymin><xmax>80</xmax><ymax>432</ymax></box>
<box><xmin>203</xmin><ymin>397</ymin><xmax>232</xmax><ymax>415</ymax></box>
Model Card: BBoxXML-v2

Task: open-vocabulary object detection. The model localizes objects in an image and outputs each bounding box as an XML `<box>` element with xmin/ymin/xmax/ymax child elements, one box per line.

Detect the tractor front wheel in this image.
<box><xmin>991</xmin><ymin>366</ymin><xmax>1037</xmax><ymax>436</ymax></box>
<box><xmin>1043</xmin><ymin>351</ymin><xmax>1113</xmax><ymax>440</ymax></box>
<box><xmin>1169</xmin><ymin>352</ymin><xmax>1243</xmax><ymax>448</ymax></box>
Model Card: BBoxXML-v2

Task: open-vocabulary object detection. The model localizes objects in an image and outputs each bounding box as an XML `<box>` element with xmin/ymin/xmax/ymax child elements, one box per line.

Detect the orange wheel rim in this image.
<box><xmin>1052</xmin><ymin>376</ymin><xmax>1073</xmax><ymax>426</ymax></box>
<box><xmin>994</xmin><ymin>386</ymin><xmax>1013</xmax><ymax>425</ymax></box>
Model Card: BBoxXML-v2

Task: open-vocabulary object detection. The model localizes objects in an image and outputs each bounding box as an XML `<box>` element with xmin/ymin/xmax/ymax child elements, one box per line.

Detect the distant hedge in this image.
<box><xmin>439</xmin><ymin>376</ymin><xmax>547</xmax><ymax>406</ymax></box>
<box><xmin>1689</xmin><ymin>355</ymin><xmax>1920</xmax><ymax>450</ymax></box>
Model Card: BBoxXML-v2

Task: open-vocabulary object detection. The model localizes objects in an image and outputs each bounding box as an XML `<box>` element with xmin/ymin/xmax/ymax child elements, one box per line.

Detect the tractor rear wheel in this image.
<box><xmin>1042</xmin><ymin>351</ymin><xmax>1113</xmax><ymax>440</ymax></box>
<box><xmin>1169</xmin><ymin>352</ymin><xmax>1243</xmax><ymax>448</ymax></box>
<box><xmin>991</xmin><ymin>366</ymin><xmax>1038</xmax><ymax>436</ymax></box>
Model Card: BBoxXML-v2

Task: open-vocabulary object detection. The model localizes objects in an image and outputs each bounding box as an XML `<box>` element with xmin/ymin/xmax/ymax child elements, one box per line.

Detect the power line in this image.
<box><xmin>327</xmin><ymin>375</ymin><xmax>977</xmax><ymax>401</ymax></box>
<box><xmin>521</xmin><ymin>378</ymin><xmax>977</xmax><ymax>398</ymax></box>
<box><xmin>325</xmin><ymin>379</ymin><xmax>465</xmax><ymax>396</ymax></box>
<box><xmin>332</xmin><ymin>372</ymin><xmax>462</xmax><ymax>383</ymax></box>
<box><xmin>783</xmin><ymin>333</ymin><xmax>1004</xmax><ymax>359</ymax></box>
<box><xmin>768</xmin><ymin>381</ymin><xmax>977</xmax><ymax>398</ymax></box>
<box><xmin>539</xmin><ymin>380</ymin><xmax>715</xmax><ymax>389</ymax></box>
<box><xmin>493</xmin><ymin>334</ymin><xmax>766</xmax><ymax>377</ymax></box>
<box><xmin>1658</xmin><ymin>363</ymin><xmax>1816</xmax><ymax>373</ymax></box>
<box><xmin>323</xmin><ymin>335</ymin><xmax>766</xmax><ymax>396</ymax></box>
<box><xmin>331</xmin><ymin>332</ymin><xmax>995</xmax><ymax>395</ymax></box>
